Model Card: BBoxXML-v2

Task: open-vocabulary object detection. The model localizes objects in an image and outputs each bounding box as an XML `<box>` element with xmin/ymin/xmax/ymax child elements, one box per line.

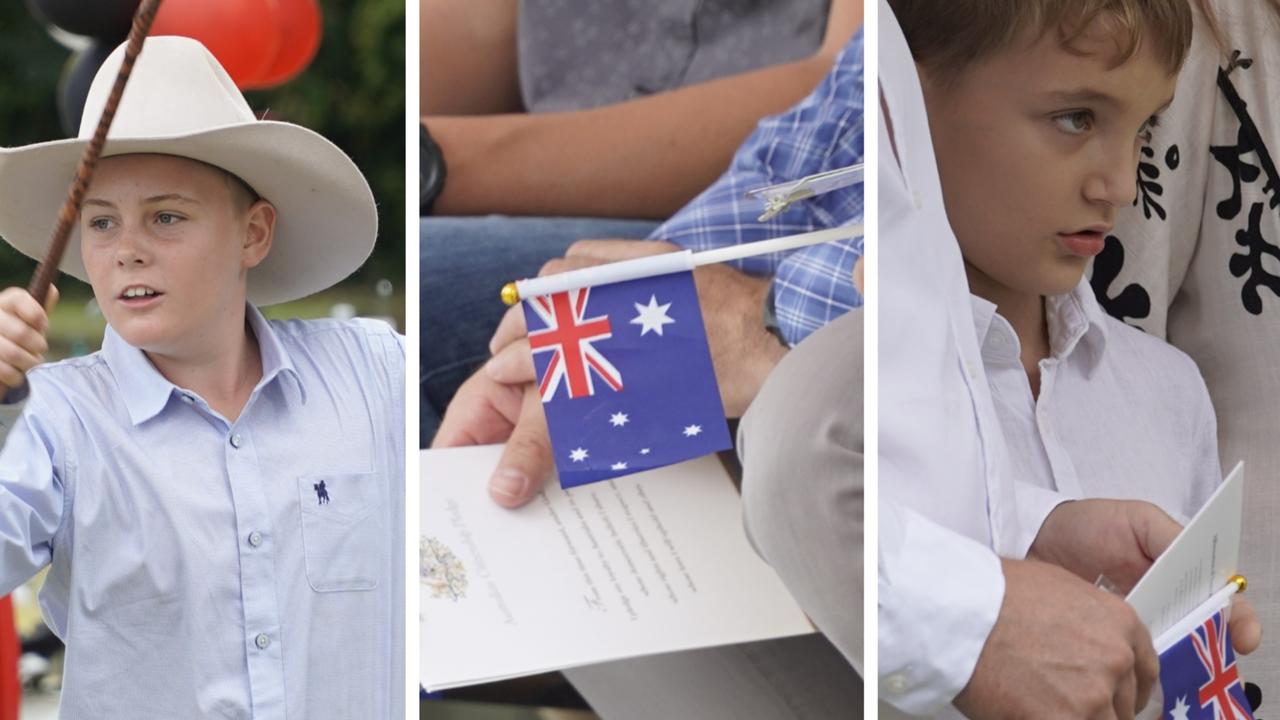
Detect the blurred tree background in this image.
<box><xmin>0</xmin><ymin>0</ymin><xmax>404</xmax><ymax>302</ymax></box>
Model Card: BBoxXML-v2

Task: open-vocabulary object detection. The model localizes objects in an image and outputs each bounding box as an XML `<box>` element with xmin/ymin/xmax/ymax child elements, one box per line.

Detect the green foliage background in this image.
<box><xmin>0</xmin><ymin>0</ymin><xmax>405</xmax><ymax>293</ymax></box>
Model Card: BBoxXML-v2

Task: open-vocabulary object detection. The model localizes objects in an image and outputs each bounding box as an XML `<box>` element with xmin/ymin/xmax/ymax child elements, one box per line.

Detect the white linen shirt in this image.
<box><xmin>974</xmin><ymin>282</ymin><xmax>1221</xmax><ymax>525</ymax></box>
<box><xmin>0</xmin><ymin>306</ymin><xmax>405</xmax><ymax>719</ymax></box>
<box><xmin>877</xmin><ymin>1</ymin><xmax>1050</xmax><ymax>714</ymax></box>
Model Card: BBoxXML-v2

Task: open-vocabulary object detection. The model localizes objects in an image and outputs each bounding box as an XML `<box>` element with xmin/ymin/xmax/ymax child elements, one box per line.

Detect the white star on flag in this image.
<box><xmin>610</xmin><ymin>412</ymin><xmax>629</xmax><ymax>427</ymax></box>
<box><xmin>639</xmin><ymin>448</ymin><xmax>651</xmax><ymax>455</ymax></box>
<box><xmin>611</xmin><ymin>461</ymin><xmax>628</xmax><ymax>471</ymax></box>
<box><xmin>1169</xmin><ymin>696</ymin><xmax>1190</xmax><ymax>720</ymax></box>
<box><xmin>569</xmin><ymin>448</ymin><xmax>589</xmax><ymax>462</ymax></box>
<box><xmin>630</xmin><ymin>295</ymin><xmax>676</xmax><ymax>336</ymax></box>
<box><xmin>683</xmin><ymin>424</ymin><xmax>702</xmax><ymax>437</ymax></box>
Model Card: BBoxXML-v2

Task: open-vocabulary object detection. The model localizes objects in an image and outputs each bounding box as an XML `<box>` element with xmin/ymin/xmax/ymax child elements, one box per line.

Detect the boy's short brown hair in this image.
<box><xmin>889</xmin><ymin>0</ymin><xmax>1194</xmax><ymax>84</ymax></box>
<box><xmin>222</xmin><ymin>168</ymin><xmax>261</xmax><ymax>215</ymax></box>
<box><xmin>199</xmin><ymin>159</ymin><xmax>261</xmax><ymax>214</ymax></box>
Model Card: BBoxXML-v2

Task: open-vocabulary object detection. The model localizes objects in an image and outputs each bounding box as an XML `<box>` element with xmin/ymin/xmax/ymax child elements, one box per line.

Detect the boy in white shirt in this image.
<box><xmin>882</xmin><ymin>0</ymin><xmax>1265</xmax><ymax>714</ymax></box>
<box><xmin>896</xmin><ymin>0</ymin><xmax>1217</xmax><ymax>528</ymax></box>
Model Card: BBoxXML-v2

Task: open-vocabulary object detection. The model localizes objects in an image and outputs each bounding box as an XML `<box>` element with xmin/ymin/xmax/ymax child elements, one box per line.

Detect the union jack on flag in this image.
<box><xmin>521</xmin><ymin>269</ymin><xmax>731</xmax><ymax>488</ymax></box>
<box><xmin>527</xmin><ymin>287</ymin><xmax>623</xmax><ymax>401</ymax></box>
<box><xmin>1159</xmin><ymin>608</ymin><xmax>1254</xmax><ymax>720</ymax></box>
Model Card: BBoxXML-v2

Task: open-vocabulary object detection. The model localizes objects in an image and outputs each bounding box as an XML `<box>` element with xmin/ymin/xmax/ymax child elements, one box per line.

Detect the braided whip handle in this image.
<box><xmin>27</xmin><ymin>0</ymin><xmax>162</xmax><ymax>305</ymax></box>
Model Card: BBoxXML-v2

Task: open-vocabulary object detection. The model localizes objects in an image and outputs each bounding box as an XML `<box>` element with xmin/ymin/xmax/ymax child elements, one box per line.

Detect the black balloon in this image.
<box><xmin>26</xmin><ymin>0</ymin><xmax>140</xmax><ymax>42</ymax></box>
<box><xmin>57</xmin><ymin>42</ymin><xmax>114</xmax><ymax>138</ymax></box>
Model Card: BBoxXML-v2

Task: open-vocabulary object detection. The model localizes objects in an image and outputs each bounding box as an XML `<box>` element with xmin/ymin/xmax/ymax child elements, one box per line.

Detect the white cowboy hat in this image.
<box><xmin>0</xmin><ymin>36</ymin><xmax>377</xmax><ymax>306</ymax></box>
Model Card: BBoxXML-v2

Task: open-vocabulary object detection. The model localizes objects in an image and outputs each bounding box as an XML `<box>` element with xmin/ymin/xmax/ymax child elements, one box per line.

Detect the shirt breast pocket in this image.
<box><xmin>297</xmin><ymin>472</ymin><xmax>384</xmax><ymax>592</ymax></box>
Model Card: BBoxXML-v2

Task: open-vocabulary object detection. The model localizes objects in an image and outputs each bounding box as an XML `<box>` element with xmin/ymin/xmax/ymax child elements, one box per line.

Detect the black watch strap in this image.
<box><xmin>420</xmin><ymin>123</ymin><xmax>446</xmax><ymax>215</ymax></box>
<box><xmin>762</xmin><ymin>283</ymin><xmax>787</xmax><ymax>344</ymax></box>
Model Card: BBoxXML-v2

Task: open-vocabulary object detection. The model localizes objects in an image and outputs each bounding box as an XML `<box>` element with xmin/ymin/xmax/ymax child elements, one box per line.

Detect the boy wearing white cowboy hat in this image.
<box><xmin>0</xmin><ymin>37</ymin><xmax>403</xmax><ymax>718</ymax></box>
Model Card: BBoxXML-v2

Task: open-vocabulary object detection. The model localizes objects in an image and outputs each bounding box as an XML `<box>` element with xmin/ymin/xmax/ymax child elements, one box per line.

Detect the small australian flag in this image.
<box><xmin>522</xmin><ymin>269</ymin><xmax>731</xmax><ymax>488</ymax></box>
<box><xmin>1159</xmin><ymin>608</ymin><xmax>1253</xmax><ymax>720</ymax></box>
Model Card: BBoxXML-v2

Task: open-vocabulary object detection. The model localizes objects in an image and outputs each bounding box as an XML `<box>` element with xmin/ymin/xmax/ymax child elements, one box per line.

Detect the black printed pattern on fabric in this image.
<box><xmin>1245</xmin><ymin>681</ymin><xmax>1263</xmax><ymax>716</ymax></box>
<box><xmin>1215</xmin><ymin>48</ymin><xmax>1272</xmax><ymax>719</ymax></box>
<box><xmin>1090</xmin><ymin>235</ymin><xmax>1151</xmax><ymax>328</ymax></box>
<box><xmin>1137</xmin><ymin>144</ymin><xmax>1174</xmax><ymax>220</ymax></box>
<box><xmin>1089</xmin><ymin>144</ymin><xmax>1165</xmax><ymax>326</ymax></box>
<box><xmin>1211</xmin><ymin>51</ymin><xmax>1280</xmax><ymax>315</ymax></box>
<box><xmin>1230</xmin><ymin>202</ymin><xmax>1280</xmax><ymax>314</ymax></box>
<box><xmin>1092</xmin><ymin>123</ymin><xmax>1174</xmax><ymax>326</ymax></box>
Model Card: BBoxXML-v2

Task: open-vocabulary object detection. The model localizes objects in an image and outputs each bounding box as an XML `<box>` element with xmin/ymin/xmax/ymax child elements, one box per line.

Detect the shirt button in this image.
<box><xmin>230</xmin><ymin>433</ymin><xmax>243</xmax><ymax>449</ymax></box>
<box><xmin>254</xmin><ymin>633</ymin><xmax>271</xmax><ymax>650</ymax></box>
<box><xmin>885</xmin><ymin>673</ymin><xmax>910</xmax><ymax>694</ymax></box>
<box><xmin>181</xmin><ymin>394</ymin><xmax>194</xmax><ymax>404</ymax></box>
<box><xmin>247</xmin><ymin>531</ymin><xmax>263</xmax><ymax>547</ymax></box>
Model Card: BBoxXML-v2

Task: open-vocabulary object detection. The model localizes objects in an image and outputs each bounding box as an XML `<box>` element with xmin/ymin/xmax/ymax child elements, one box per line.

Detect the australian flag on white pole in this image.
<box><xmin>1159</xmin><ymin>608</ymin><xmax>1253</xmax><ymax>720</ymax></box>
<box><xmin>522</xmin><ymin>269</ymin><xmax>731</xmax><ymax>488</ymax></box>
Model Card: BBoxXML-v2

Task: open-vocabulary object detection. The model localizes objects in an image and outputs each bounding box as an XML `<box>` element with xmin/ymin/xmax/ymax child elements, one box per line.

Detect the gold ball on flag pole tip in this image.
<box><xmin>500</xmin><ymin>283</ymin><xmax>519</xmax><ymax>306</ymax></box>
<box><xmin>1230</xmin><ymin>574</ymin><xmax>1248</xmax><ymax>594</ymax></box>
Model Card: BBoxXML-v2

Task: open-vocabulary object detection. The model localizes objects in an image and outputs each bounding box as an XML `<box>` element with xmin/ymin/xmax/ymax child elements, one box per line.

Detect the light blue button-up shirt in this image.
<box><xmin>0</xmin><ymin>306</ymin><xmax>404</xmax><ymax>719</ymax></box>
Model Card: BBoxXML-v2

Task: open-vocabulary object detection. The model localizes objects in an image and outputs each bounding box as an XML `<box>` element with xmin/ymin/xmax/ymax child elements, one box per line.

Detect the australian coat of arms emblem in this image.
<box><xmin>421</xmin><ymin>536</ymin><xmax>467</xmax><ymax>601</ymax></box>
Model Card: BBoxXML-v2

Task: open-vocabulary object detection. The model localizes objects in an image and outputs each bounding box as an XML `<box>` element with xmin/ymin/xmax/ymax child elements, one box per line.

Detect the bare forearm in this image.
<box><xmin>427</xmin><ymin>53</ymin><xmax>841</xmax><ymax>219</ymax></box>
<box><xmin>421</xmin><ymin>0</ymin><xmax>521</xmax><ymax>115</ymax></box>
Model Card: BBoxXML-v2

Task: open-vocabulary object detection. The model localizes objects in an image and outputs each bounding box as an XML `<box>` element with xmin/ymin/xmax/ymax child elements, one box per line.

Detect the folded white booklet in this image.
<box><xmin>1126</xmin><ymin>462</ymin><xmax>1249</xmax><ymax>719</ymax></box>
<box><xmin>1127</xmin><ymin>461</ymin><xmax>1245</xmax><ymax>650</ymax></box>
<box><xmin>419</xmin><ymin>445</ymin><xmax>814</xmax><ymax>691</ymax></box>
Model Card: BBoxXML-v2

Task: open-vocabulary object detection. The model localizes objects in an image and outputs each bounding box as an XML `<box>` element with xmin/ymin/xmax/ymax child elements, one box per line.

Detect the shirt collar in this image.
<box><xmin>970</xmin><ymin>280</ymin><xmax>1109</xmax><ymax>375</ymax></box>
<box><xmin>104</xmin><ymin>305</ymin><xmax>305</xmax><ymax>426</ymax></box>
<box><xmin>1046</xmin><ymin>280</ymin><xmax>1109</xmax><ymax>374</ymax></box>
<box><xmin>969</xmin><ymin>294</ymin><xmax>1016</xmax><ymax>365</ymax></box>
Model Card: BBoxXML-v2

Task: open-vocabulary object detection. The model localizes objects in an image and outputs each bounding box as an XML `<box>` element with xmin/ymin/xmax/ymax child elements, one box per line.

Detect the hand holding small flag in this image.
<box><xmin>437</xmin><ymin>225</ymin><xmax>861</xmax><ymax>501</ymax></box>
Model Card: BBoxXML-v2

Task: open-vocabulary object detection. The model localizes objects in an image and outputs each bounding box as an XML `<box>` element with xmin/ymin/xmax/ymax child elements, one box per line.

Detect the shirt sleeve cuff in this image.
<box><xmin>878</xmin><ymin>502</ymin><xmax>1005</xmax><ymax>715</ymax></box>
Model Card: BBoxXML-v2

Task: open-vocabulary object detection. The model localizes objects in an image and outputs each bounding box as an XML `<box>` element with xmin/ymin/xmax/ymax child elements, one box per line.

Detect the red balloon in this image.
<box><xmin>149</xmin><ymin>0</ymin><xmax>284</xmax><ymax>88</ymax></box>
<box><xmin>244</xmin><ymin>0</ymin><xmax>322</xmax><ymax>89</ymax></box>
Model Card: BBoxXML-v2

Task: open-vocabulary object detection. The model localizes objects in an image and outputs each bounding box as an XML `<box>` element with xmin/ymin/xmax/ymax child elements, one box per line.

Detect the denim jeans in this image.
<box><xmin>420</xmin><ymin>215</ymin><xmax>661</xmax><ymax>446</ymax></box>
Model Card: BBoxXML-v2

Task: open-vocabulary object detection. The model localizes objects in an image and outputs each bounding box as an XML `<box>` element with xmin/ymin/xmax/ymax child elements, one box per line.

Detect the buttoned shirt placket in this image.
<box><xmin>183</xmin><ymin>382</ymin><xmax>288</xmax><ymax>719</ymax></box>
<box><xmin>979</xmin><ymin>304</ymin><xmax>1091</xmax><ymax>502</ymax></box>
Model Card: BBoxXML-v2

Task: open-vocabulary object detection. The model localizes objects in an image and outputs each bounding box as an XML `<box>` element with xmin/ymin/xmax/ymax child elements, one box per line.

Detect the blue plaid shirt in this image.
<box><xmin>650</xmin><ymin>30</ymin><xmax>864</xmax><ymax>346</ymax></box>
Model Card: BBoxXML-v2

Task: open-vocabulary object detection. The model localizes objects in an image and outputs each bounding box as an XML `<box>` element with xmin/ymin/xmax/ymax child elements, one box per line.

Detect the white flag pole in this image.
<box><xmin>501</xmin><ymin>224</ymin><xmax>864</xmax><ymax>305</ymax></box>
<box><xmin>1152</xmin><ymin>574</ymin><xmax>1247</xmax><ymax>653</ymax></box>
<box><xmin>691</xmin><ymin>225</ymin><xmax>862</xmax><ymax>267</ymax></box>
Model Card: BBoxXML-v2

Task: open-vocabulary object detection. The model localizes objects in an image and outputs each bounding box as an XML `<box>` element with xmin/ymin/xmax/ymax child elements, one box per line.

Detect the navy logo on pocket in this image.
<box><xmin>314</xmin><ymin>480</ymin><xmax>330</xmax><ymax>505</ymax></box>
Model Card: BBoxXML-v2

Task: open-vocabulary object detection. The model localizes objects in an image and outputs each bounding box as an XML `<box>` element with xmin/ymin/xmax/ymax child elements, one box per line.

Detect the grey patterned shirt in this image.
<box><xmin>518</xmin><ymin>0</ymin><xmax>830</xmax><ymax>112</ymax></box>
